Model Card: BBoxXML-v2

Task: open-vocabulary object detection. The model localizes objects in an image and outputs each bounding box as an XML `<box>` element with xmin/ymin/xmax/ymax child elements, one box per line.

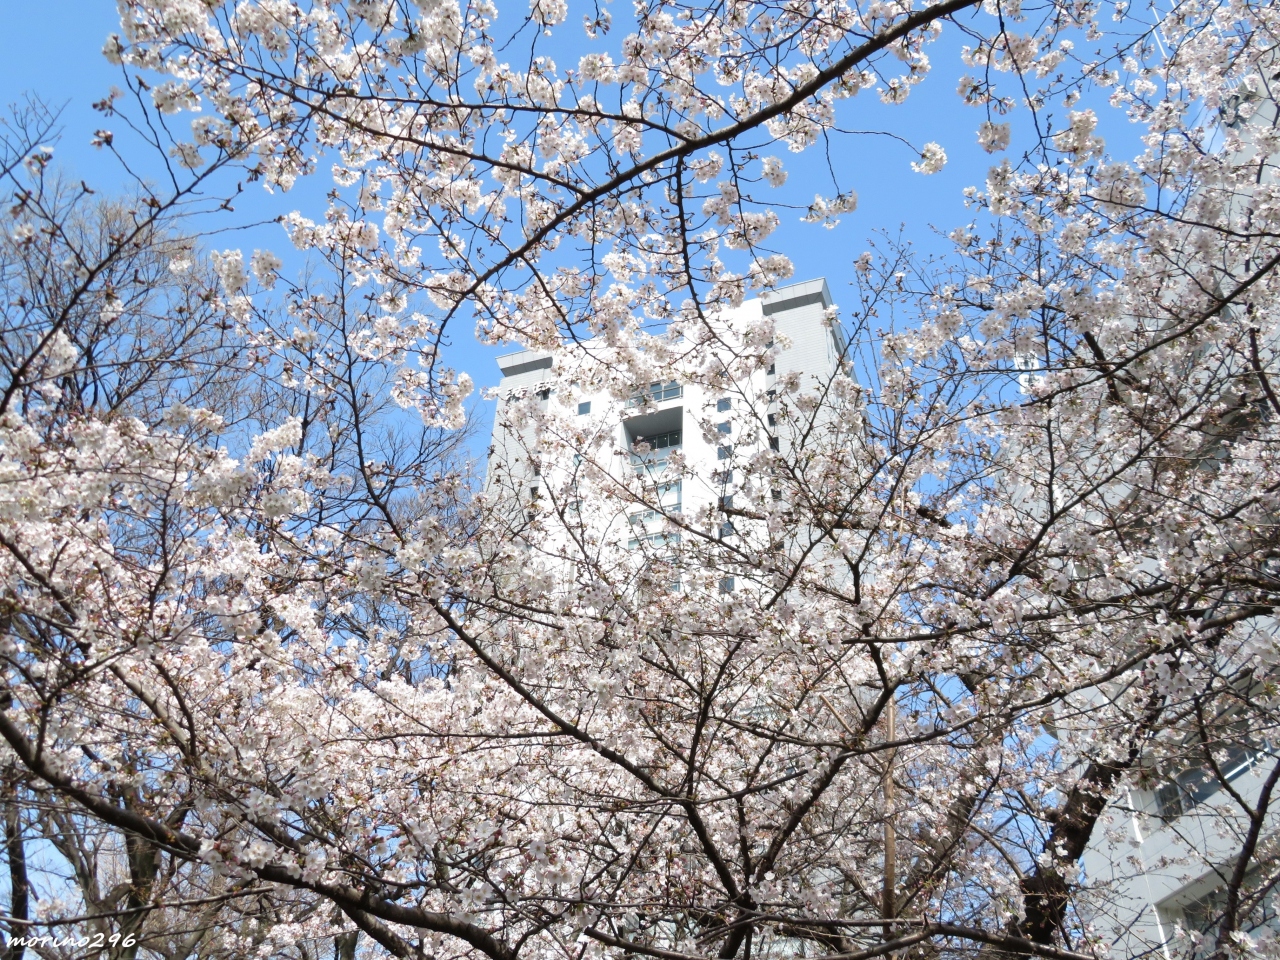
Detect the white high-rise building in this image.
<box><xmin>483</xmin><ymin>278</ymin><xmax>846</xmax><ymax>591</ymax></box>
<box><xmin>481</xmin><ymin>109</ymin><xmax>1280</xmax><ymax>953</ymax></box>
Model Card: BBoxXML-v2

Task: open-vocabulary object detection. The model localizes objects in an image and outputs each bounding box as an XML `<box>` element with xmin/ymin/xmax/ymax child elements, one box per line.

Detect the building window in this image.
<box><xmin>717</xmin><ymin>445</ymin><xmax>732</xmax><ymax>461</ymax></box>
<box><xmin>1166</xmin><ymin>866</ymin><xmax>1280</xmax><ymax>948</ymax></box>
<box><xmin>767</xmin><ymin>363</ymin><xmax>776</xmax><ymax>375</ymax></box>
<box><xmin>634</xmin><ymin>430</ymin><xmax>682</xmax><ymax>450</ymax></box>
<box><xmin>628</xmin><ymin>532</ymin><xmax>681</xmax><ymax>550</ymax></box>
<box><xmin>1156</xmin><ymin>774</ymin><xmax>1211</xmax><ymax>821</ymax></box>
<box><xmin>767</xmin><ymin>412</ymin><xmax>777</xmax><ymax>426</ymax></box>
<box><xmin>719</xmin><ymin>521</ymin><xmax>735</xmax><ymax>539</ymax></box>
<box><xmin>719</xmin><ymin>577</ymin><xmax>735</xmax><ymax>593</ymax></box>
<box><xmin>769</xmin><ymin>436</ymin><xmax>780</xmax><ymax>451</ymax></box>
<box><xmin>630</xmin><ymin>504</ymin><xmax>683</xmax><ymax>526</ymax></box>
<box><xmin>717</xmin><ymin>421</ymin><xmax>731</xmax><ymax>434</ymax></box>
<box><xmin>536</xmin><ymin>387</ymin><xmax>551</xmax><ymax>401</ymax></box>
<box><xmin>627</xmin><ymin>381</ymin><xmax>682</xmax><ymax>407</ymax></box>
<box><xmin>630</xmin><ymin>484</ymin><xmax>682</xmax><ymax>526</ymax></box>
<box><xmin>633</xmin><ymin>434</ymin><xmax>683</xmax><ymax>476</ymax></box>
<box><xmin>716</xmin><ymin>398</ymin><xmax>732</xmax><ymax>412</ymax></box>
<box><xmin>712</xmin><ymin>469</ymin><xmax>733</xmax><ymax>485</ymax></box>
<box><xmin>578</xmin><ymin>401</ymin><xmax>592</xmax><ymax>415</ymax></box>
<box><xmin>1155</xmin><ymin>743</ymin><xmax>1258</xmax><ymax>820</ymax></box>
<box><xmin>720</xmin><ymin>494</ymin><xmax>733</xmax><ymax>510</ymax></box>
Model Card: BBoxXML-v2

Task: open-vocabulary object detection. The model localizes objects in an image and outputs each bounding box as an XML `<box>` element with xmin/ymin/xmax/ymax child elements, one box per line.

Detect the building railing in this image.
<box><xmin>626</xmin><ymin>381</ymin><xmax>682</xmax><ymax>407</ymax></box>
<box><xmin>628</xmin><ymin>504</ymin><xmax>683</xmax><ymax>526</ymax></box>
<box><xmin>627</xmin><ymin>531</ymin><xmax>681</xmax><ymax>551</ymax></box>
<box><xmin>630</xmin><ymin>431</ymin><xmax>683</xmax><ymax>475</ymax></box>
<box><xmin>632</xmin><ymin>430</ymin><xmax>681</xmax><ymax>450</ymax></box>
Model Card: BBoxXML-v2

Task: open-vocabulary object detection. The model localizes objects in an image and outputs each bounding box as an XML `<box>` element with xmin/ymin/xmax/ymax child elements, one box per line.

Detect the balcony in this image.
<box><xmin>630</xmin><ymin>429</ymin><xmax>682</xmax><ymax>477</ymax></box>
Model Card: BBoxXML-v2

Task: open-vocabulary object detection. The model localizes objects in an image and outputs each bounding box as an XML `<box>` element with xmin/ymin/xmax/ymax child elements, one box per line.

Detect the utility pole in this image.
<box><xmin>883</xmin><ymin>695</ymin><xmax>897</xmax><ymax>942</ymax></box>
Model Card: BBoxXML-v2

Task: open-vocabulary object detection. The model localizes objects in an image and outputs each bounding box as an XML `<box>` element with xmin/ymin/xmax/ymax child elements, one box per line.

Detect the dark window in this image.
<box><xmin>717</xmin><ymin>445</ymin><xmax>732</xmax><ymax>461</ymax></box>
<box><xmin>536</xmin><ymin>387</ymin><xmax>551</xmax><ymax>401</ymax></box>
<box><xmin>716</xmin><ymin>398</ymin><xmax>732</xmax><ymax>412</ymax></box>
<box><xmin>771</xmin><ymin>488</ymin><xmax>783</xmax><ymax>501</ymax></box>
<box><xmin>767</xmin><ymin>363</ymin><xmax>776</xmax><ymax>375</ymax></box>
<box><xmin>578</xmin><ymin>401</ymin><xmax>592</xmax><ymax>415</ymax></box>
<box><xmin>1156</xmin><ymin>744</ymin><xmax>1258</xmax><ymax>820</ymax></box>
<box><xmin>769</xmin><ymin>436</ymin><xmax>780</xmax><ymax>451</ymax></box>
<box><xmin>767</xmin><ymin>412</ymin><xmax>777</xmax><ymax>426</ymax></box>
<box><xmin>635</xmin><ymin>430</ymin><xmax>682</xmax><ymax>450</ymax></box>
<box><xmin>1175</xmin><ymin>867</ymin><xmax>1280</xmax><ymax>945</ymax></box>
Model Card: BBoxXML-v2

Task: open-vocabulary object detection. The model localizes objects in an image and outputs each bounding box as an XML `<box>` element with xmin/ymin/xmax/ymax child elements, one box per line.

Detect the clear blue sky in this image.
<box><xmin>0</xmin><ymin>2</ymin><xmax>1142</xmax><ymax>433</ymax></box>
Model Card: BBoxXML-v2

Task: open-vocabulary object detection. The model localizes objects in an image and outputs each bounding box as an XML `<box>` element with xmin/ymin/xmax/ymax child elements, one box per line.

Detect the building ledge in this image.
<box><xmin>760</xmin><ymin>278</ymin><xmax>832</xmax><ymax>316</ymax></box>
<box><xmin>496</xmin><ymin>350</ymin><xmax>553</xmax><ymax>378</ymax></box>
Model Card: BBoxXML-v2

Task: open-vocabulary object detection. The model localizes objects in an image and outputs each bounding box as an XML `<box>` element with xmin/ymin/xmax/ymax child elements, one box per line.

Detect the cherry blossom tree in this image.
<box><xmin>0</xmin><ymin>99</ymin><xmax>477</xmax><ymax>957</ymax></box>
<box><xmin>1</xmin><ymin>0</ymin><xmax>1280</xmax><ymax>959</ymax></box>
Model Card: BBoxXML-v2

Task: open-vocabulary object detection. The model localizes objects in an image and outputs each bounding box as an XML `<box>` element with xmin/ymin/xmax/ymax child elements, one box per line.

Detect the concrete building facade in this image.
<box><xmin>484</xmin><ymin>278</ymin><xmax>846</xmax><ymax>592</ymax></box>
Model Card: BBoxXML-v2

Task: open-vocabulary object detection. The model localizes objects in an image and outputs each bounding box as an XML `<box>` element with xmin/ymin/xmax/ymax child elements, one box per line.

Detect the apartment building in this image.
<box><xmin>484</xmin><ymin>278</ymin><xmax>845</xmax><ymax>590</ymax></box>
<box><xmin>481</xmin><ymin>78</ymin><xmax>1280</xmax><ymax>953</ymax></box>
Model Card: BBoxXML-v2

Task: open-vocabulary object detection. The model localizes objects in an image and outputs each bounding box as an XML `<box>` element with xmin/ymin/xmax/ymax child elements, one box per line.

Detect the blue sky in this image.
<box><xmin>0</xmin><ymin>2</ymin><xmax>1147</xmax><ymax>442</ymax></box>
